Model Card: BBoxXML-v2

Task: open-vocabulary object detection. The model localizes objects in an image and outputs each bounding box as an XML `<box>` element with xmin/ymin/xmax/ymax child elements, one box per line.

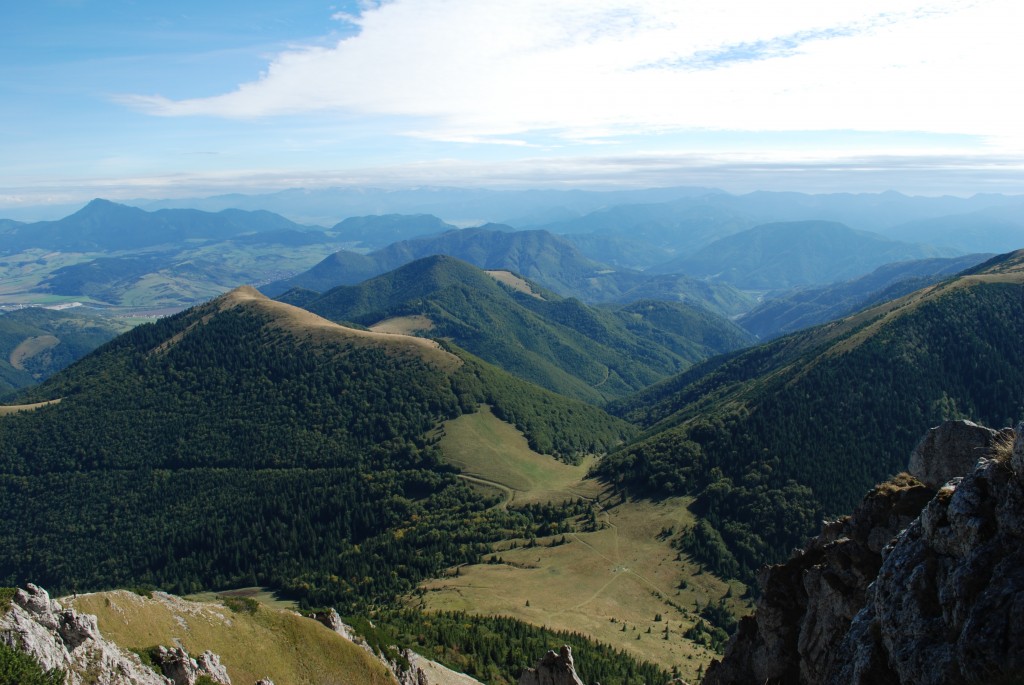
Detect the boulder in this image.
<box><xmin>908</xmin><ymin>419</ymin><xmax>1011</xmax><ymax>488</ymax></box>
<box><xmin>517</xmin><ymin>645</ymin><xmax>585</xmax><ymax>685</ymax></box>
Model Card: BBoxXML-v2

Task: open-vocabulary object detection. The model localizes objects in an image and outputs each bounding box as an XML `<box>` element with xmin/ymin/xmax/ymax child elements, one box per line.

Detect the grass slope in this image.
<box><xmin>424</xmin><ymin>407</ymin><xmax>746</xmax><ymax>682</ymax></box>
<box><xmin>68</xmin><ymin>590</ymin><xmax>395</xmax><ymax>685</ymax></box>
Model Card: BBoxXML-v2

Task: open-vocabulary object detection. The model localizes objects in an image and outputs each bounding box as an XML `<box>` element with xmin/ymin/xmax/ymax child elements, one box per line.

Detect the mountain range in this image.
<box><xmin>3</xmin><ymin>187</ymin><xmax>1024</xmax><ymax>683</ymax></box>
<box><xmin>652</xmin><ymin>220</ymin><xmax>962</xmax><ymax>290</ymax></box>
<box><xmin>280</xmin><ymin>254</ymin><xmax>753</xmax><ymax>403</ymax></box>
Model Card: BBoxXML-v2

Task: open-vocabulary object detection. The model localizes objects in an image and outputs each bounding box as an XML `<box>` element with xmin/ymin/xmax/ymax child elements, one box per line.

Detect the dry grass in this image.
<box><xmin>153</xmin><ymin>286</ymin><xmax>462</xmax><ymax>373</ymax></box>
<box><xmin>0</xmin><ymin>399</ymin><xmax>61</xmax><ymax>415</ymax></box>
<box><xmin>9</xmin><ymin>334</ymin><xmax>60</xmax><ymax>370</ymax></box>
<box><xmin>370</xmin><ymin>315</ymin><xmax>436</xmax><ymax>335</ymax></box>
<box><xmin>67</xmin><ymin>590</ymin><xmax>396</xmax><ymax>685</ymax></box>
<box><xmin>439</xmin><ymin>406</ymin><xmax>600</xmax><ymax>505</ymax></box>
<box><xmin>430</xmin><ymin>407</ymin><xmax>746</xmax><ymax>682</ymax></box>
<box><xmin>485</xmin><ymin>270</ymin><xmax>544</xmax><ymax>299</ymax></box>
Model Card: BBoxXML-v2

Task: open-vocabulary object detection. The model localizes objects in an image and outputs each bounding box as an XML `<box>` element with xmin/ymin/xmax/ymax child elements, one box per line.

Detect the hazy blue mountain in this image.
<box><xmin>545</xmin><ymin>199</ymin><xmax>758</xmax><ymax>268</ymax></box>
<box><xmin>882</xmin><ymin>200</ymin><xmax>1024</xmax><ymax>253</ymax></box>
<box><xmin>738</xmin><ymin>253</ymin><xmax>992</xmax><ymax>339</ymax></box>
<box><xmin>612</xmin><ymin>273</ymin><xmax>756</xmax><ymax>318</ymax></box>
<box><xmin>0</xmin><ymin>199</ymin><xmax>326</xmax><ymax>253</ymax></box>
<box><xmin>706</xmin><ymin>190</ymin><xmax>1023</xmax><ymax>232</ymax></box>
<box><xmin>653</xmin><ymin>220</ymin><xmax>962</xmax><ymax>290</ymax></box>
<box><xmin>262</xmin><ymin>226</ymin><xmax>649</xmax><ymax>301</ymax></box>
<box><xmin>131</xmin><ymin>185</ymin><xmax>723</xmax><ymax>227</ymax></box>
<box><xmin>0</xmin><ymin>200</ymin><xmax>345</xmax><ymax>310</ymax></box>
<box><xmin>331</xmin><ymin>214</ymin><xmax>456</xmax><ymax>250</ymax></box>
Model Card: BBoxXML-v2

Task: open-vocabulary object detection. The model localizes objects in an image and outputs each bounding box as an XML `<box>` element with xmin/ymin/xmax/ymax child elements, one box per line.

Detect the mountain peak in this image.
<box><xmin>208</xmin><ymin>283</ymin><xmax>462</xmax><ymax>372</ymax></box>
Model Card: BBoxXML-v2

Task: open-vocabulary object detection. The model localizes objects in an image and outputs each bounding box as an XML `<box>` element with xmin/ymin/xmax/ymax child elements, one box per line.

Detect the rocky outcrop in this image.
<box><xmin>830</xmin><ymin>422</ymin><xmax>1024</xmax><ymax>684</ymax></box>
<box><xmin>153</xmin><ymin>645</ymin><xmax>231</xmax><ymax>685</ymax></box>
<box><xmin>705</xmin><ymin>419</ymin><xmax>1023</xmax><ymax>685</ymax></box>
<box><xmin>312</xmin><ymin>608</ymin><xmax>483</xmax><ymax>685</ymax></box>
<box><xmin>907</xmin><ymin>419</ymin><xmax>1013</xmax><ymax>488</ymax></box>
<box><xmin>0</xmin><ymin>583</ymin><xmax>170</xmax><ymax>685</ymax></box>
<box><xmin>517</xmin><ymin>645</ymin><xmax>585</xmax><ymax>685</ymax></box>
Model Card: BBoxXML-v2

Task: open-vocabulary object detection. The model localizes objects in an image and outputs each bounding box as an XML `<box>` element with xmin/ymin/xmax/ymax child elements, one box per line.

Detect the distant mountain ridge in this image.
<box><xmin>737</xmin><ymin>253</ymin><xmax>992</xmax><ymax>339</ymax></box>
<box><xmin>0</xmin><ymin>198</ymin><xmax>326</xmax><ymax>252</ymax></box>
<box><xmin>286</xmin><ymin>255</ymin><xmax>753</xmax><ymax>403</ymax></box>
<box><xmin>653</xmin><ymin>220</ymin><xmax>962</xmax><ymax>290</ymax></box>
<box><xmin>262</xmin><ymin>225</ymin><xmax>752</xmax><ymax>315</ymax></box>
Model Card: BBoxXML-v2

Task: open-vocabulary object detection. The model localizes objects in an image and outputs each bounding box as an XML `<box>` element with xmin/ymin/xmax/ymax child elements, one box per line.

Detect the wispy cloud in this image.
<box><xmin>118</xmin><ymin>0</ymin><xmax>1022</xmax><ymax>150</ymax></box>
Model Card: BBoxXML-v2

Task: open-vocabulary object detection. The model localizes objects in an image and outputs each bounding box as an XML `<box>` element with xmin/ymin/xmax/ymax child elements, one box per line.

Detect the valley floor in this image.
<box><xmin>421</xmin><ymin>407</ymin><xmax>749</xmax><ymax>683</ymax></box>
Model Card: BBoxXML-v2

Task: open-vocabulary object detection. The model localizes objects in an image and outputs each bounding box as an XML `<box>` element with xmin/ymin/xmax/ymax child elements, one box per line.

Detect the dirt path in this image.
<box><xmin>457</xmin><ymin>473</ymin><xmax>517</xmax><ymax>508</ymax></box>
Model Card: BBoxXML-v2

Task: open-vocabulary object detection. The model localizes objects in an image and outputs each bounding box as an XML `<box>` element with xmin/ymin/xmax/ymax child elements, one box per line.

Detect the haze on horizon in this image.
<box><xmin>3</xmin><ymin>0</ymin><xmax>1023</xmax><ymax>212</ymax></box>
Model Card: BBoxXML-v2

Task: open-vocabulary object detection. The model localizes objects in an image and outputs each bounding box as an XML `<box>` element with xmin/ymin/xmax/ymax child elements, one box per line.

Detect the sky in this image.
<box><xmin>2</xmin><ymin>0</ymin><xmax>1024</xmax><ymax>212</ymax></box>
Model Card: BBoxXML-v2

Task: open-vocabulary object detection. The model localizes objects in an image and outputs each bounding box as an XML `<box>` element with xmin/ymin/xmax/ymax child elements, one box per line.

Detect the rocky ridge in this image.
<box><xmin>0</xmin><ymin>583</ymin><xmax>169</xmax><ymax>684</ymax></box>
<box><xmin>704</xmin><ymin>419</ymin><xmax>1024</xmax><ymax>685</ymax></box>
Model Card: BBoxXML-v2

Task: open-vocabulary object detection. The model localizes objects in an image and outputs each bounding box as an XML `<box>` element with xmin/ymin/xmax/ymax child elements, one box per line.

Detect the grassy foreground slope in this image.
<box><xmin>0</xmin><ymin>286</ymin><xmax>631</xmax><ymax>611</ymax></box>
<box><xmin>600</xmin><ymin>250</ymin><xmax>1024</xmax><ymax>582</ymax></box>
<box><xmin>69</xmin><ymin>591</ymin><xmax>395</xmax><ymax>685</ymax></box>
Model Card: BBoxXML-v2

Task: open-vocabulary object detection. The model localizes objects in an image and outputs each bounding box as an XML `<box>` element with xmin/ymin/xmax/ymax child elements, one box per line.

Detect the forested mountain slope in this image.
<box><xmin>287</xmin><ymin>255</ymin><xmax>753</xmax><ymax>403</ymax></box>
<box><xmin>261</xmin><ymin>226</ymin><xmax>750</xmax><ymax>314</ymax></box>
<box><xmin>600</xmin><ymin>250</ymin><xmax>1024</xmax><ymax>583</ymax></box>
<box><xmin>0</xmin><ymin>286</ymin><xmax>632</xmax><ymax>610</ymax></box>
<box><xmin>737</xmin><ymin>253</ymin><xmax>991</xmax><ymax>339</ymax></box>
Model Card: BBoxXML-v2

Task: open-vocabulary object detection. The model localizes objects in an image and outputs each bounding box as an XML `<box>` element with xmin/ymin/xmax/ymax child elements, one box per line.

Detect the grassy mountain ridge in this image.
<box><xmin>288</xmin><ymin>255</ymin><xmax>752</xmax><ymax>403</ymax></box>
<box><xmin>0</xmin><ymin>286</ymin><xmax>631</xmax><ymax>609</ymax></box>
<box><xmin>599</xmin><ymin>249</ymin><xmax>1024</xmax><ymax>582</ymax></box>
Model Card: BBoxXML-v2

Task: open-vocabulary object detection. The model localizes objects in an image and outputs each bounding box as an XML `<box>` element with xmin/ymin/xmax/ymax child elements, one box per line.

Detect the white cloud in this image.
<box><xmin>123</xmin><ymin>0</ymin><xmax>1024</xmax><ymax>148</ymax></box>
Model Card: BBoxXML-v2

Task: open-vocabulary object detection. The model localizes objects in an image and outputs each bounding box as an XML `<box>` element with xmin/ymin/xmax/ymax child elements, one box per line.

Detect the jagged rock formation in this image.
<box><xmin>704</xmin><ymin>419</ymin><xmax>1024</xmax><ymax>685</ymax></box>
<box><xmin>153</xmin><ymin>645</ymin><xmax>231</xmax><ymax>685</ymax></box>
<box><xmin>0</xmin><ymin>583</ymin><xmax>169</xmax><ymax>684</ymax></box>
<box><xmin>312</xmin><ymin>608</ymin><xmax>483</xmax><ymax>685</ymax></box>
<box><xmin>517</xmin><ymin>645</ymin><xmax>585</xmax><ymax>685</ymax></box>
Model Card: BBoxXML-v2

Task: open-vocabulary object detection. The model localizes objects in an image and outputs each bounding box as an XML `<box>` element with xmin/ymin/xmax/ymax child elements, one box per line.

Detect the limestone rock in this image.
<box><xmin>831</xmin><ymin>452</ymin><xmax>1024</xmax><ymax>684</ymax></box>
<box><xmin>0</xmin><ymin>583</ymin><xmax>170</xmax><ymax>685</ymax></box>
<box><xmin>1011</xmin><ymin>420</ymin><xmax>1024</xmax><ymax>473</ymax></box>
<box><xmin>907</xmin><ymin>419</ymin><xmax>1011</xmax><ymax>488</ymax></box>
<box><xmin>517</xmin><ymin>645</ymin><xmax>585</xmax><ymax>685</ymax></box>
<box><xmin>154</xmin><ymin>646</ymin><xmax>231</xmax><ymax>685</ymax></box>
<box><xmin>706</xmin><ymin>419</ymin><xmax>1024</xmax><ymax>685</ymax></box>
<box><xmin>703</xmin><ymin>473</ymin><xmax>932</xmax><ymax>685</ymax></box>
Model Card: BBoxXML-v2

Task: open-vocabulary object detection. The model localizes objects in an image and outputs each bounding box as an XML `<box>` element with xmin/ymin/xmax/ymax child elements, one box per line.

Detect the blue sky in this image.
<box><xmin>3</xmin><ymin>0</ymin><xmax>1023</xmax><ymax>211</ymax></box>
